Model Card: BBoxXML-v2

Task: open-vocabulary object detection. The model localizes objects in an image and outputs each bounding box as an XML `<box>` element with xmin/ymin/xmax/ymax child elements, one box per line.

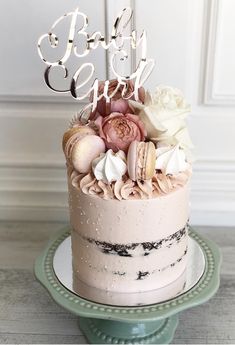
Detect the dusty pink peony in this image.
<box><xmin>95</xmin><ymin>113</ymin><xmax>146</xmax><ymax>153</ymax></box>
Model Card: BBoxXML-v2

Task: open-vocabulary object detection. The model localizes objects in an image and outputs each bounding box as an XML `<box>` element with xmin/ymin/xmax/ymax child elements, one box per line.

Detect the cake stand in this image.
<box><xmin>35</xmin><ymin>227</ymin><xmax>221</xmax><ymax>344</ymax></box>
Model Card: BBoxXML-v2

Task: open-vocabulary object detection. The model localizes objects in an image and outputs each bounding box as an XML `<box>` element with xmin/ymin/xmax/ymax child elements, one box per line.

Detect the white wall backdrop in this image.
<box><xmin>0</xmin><ymin>0</ymin><xmax>234</xmax><ymax>225</ymax></box>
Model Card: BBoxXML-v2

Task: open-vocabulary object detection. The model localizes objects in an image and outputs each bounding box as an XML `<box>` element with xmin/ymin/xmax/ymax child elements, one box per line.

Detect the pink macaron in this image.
<box><xmin>71</xmin><ymin>135</ymin><xmax>106</xmax><ymax>173</ymax></box>
<box><xmin>127</xmin><ymin>140</ymin><xmax>156</xmax><ymax>181</ymax></box>
<box><xmin>127</xmin><ymin>141</ymin><xmax>138</xmax><ymax>181</ymax></box>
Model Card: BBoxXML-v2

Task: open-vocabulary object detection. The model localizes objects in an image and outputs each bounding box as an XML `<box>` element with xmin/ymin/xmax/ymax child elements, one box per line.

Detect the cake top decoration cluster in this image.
<box><xmin>38</xmin><ymin>6</ymin><xmax>193</xmax><ymax>201</ymax></box>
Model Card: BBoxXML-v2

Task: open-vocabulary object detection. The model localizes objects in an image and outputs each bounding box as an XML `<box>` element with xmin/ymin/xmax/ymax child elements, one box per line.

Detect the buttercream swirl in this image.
<box><xmin>152</xmin><ymin>170</ymin><xmax>191</xmax><ymax>196</ymax></box>
<box><xmin>80</xmin><ymin>174</ymin><xmax>114</xmax><ymax>200</ymax></box>
<box><xmin>70</xmin><ymin>168</ymin><xmax>191</xmax><ymax>201</ymax></box>
<box><xmin>113</xmin><ymin>177</ymin><xmax>152</xmax><ymax>200</ymax></box>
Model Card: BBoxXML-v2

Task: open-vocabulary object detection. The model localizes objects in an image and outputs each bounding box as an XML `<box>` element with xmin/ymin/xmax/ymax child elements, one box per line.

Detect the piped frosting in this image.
<box><xmin>70</xmin><ymin>168</ymin><xmax>191</xmax><ymax>201</ymax></box>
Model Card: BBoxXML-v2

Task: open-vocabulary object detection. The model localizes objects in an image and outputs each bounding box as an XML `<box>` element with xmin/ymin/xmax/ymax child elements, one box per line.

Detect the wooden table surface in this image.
<box><xmin>0</xmin><ymin>222</ymin><xmax>234</xmax><ymax>344</ymax></box>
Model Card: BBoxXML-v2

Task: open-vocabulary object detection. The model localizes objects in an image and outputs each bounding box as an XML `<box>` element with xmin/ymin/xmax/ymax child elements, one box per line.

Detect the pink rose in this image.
<box><xmin>95</xmin><ymin>98</ymin><xmax>133</xmax><ymax>118</ymax></box>
<box><xmin>110</xmin><ymin>98</ymin><xmax>131</xmax><ymax>114</ymax></box>
<box><xmin>97</xmin><ymin>79</ymin><xmax>145</xmax><ymax>102</ymax></box>
<box><xmin>90</xmin><ymin>79</ymin><xmax>145</xmax><ymax>119</ymax></box>
<box><xmin>91</xmin><ymin>98</ymin><xmax>132</xmax><ymax>120</ymax></box>
<box><xmin>95</xmin><ymin>113</ymin><xmax>146</xmax><ymax>153</ymax></box>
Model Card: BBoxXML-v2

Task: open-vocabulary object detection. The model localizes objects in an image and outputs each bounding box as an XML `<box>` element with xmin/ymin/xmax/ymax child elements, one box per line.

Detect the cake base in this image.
<box><xmin>69</xmin><ymin>183</ymin><xmax>190</xmax><ymax>293</ymax></box>
<box><xmin>35</xmin><ymin>227</ymin><xmax>221</xmax><ymax>345</ymax></box>
<box><xmin>53</xmin><ymin>234</ymin><xmax>205</xmax><ymax>306</ymax></box>
<box><xmin>79</xmin><ymin>316</ymin><xmax>178</xmax><ymax>344</ymax></box>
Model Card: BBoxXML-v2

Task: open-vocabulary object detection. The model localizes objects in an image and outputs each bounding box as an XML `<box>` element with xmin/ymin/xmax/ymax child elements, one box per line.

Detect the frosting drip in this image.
<box><xmin>70</xmin><ymin>168</ymin><xmax>191</xmax><ymax>201</ymax></box>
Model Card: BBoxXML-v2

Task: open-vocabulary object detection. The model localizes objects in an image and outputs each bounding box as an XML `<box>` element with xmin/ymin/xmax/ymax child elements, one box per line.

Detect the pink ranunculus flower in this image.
<box><xmin>90</xmin><ymin>80</ymin><xmax>145</xmax><ymax>119</ymax></box>
<box><xmin>97</xmin><ymin>79</ymin><xmax>145</xmax><ymax>102</ymax></box>
<box><xmin>90</xmin><ymin>98</ymin><xmax>133</xmax><ymax>120</ymax></box>
<box><xmin>110</xmin><ymin>98</ymin><xmax>132</xmax><ymax>114</ymax></box>
<box><xmin>95</xmin><ymin>113</ymin><xmax>146</xmax><ymax>153</ymax></box>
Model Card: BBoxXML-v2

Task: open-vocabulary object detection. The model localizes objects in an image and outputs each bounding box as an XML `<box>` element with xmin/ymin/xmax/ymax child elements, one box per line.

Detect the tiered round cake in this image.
<box><xmin>63</xmin><ymin>83</ymin><xmax>193</xmax><ymax>293</ymax></box>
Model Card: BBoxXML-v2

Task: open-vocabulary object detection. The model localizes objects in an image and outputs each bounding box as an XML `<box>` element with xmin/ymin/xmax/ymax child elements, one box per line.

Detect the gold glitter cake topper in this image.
<box><xmin>38</xmin><ymin>7</ymin><xmax>155</xmax><ymax>116</ymax></box>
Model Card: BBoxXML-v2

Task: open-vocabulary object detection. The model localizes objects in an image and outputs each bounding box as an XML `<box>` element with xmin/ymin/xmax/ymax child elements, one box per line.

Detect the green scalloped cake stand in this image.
<box><xmin>35</xmin><ymin>227</ymin><xmax>221</xmax><ymax>344</ymax></box>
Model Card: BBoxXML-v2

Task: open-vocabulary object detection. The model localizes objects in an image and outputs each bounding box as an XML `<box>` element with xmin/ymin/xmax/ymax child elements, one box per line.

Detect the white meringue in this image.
<box><xmin>92</xmin><ymin>149</ymin><xmax>127</xmax><ymax>184</ymax></box>
<box><xmin>155</xmin><ymin>144</ymin><xmax>188</xmax><ymax>175</ymax></box>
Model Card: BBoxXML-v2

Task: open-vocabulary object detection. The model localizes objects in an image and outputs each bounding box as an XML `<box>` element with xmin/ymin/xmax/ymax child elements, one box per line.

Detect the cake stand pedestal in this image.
<box><xmin>35</xmin><ymin>227</ymin><xmax>221</xmax><ymax>344</ymax></box>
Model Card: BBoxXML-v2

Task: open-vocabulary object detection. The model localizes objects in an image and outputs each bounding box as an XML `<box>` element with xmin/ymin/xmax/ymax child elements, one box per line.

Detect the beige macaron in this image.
<box><xmin>127</xmin><ymin>140</ymin><xmax>156</xmax><ymax>181</ymax></box>
<box><xmin>62</xmin><ymin>126</ymin><xmax>96</xmax><ymax>161</ymax></box>
<box><xmin>71</xmin><ymin>135</ymin><xmax>106</xmax><ymax>174</ymax></box>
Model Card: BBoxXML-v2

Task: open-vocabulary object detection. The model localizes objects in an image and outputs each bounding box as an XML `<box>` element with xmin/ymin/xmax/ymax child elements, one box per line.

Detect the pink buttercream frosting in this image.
<box><xmin>152</xmin><ymin>171</ymin><xmax>190</xmax><ymax>196</ymax></box>
<box><xmin>69</xmin><ymin>168</ymin><xmax>191</xmax><ymax>201</ymax></box>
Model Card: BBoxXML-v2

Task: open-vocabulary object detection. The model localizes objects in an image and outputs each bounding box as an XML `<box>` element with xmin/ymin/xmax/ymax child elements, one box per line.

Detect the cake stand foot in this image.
<box><xmin>79</xmin><ymin>315</ymin><xmax>178</xmax><ymax>344</ymax></box>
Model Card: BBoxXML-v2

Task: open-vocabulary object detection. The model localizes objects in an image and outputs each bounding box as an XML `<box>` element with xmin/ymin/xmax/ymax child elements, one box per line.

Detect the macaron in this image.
<box><xmin>62</xmin><ymin>126</ymin><xmax>96</xmax><ymax>160</ymax></box>
<box><xmin>71</xmin><ymin>135</ymin><xmax>106</xmax><ymax>173</ymax></box>
<box><xmin>127</xmin><ymin>141</ymin><xmax>156</xmax><ymax>181</ymax></box>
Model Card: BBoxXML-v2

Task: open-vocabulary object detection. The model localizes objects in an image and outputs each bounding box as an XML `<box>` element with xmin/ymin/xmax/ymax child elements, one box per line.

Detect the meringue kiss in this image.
<box><xmin>155</xmin><ymin>144</ymin><xmax>188</xmax><ymax>175</ymax></box>
<box><xmin>92</xmin><ymin>149</ymin><xmax>127</xmax><ymax>183</ymax></box>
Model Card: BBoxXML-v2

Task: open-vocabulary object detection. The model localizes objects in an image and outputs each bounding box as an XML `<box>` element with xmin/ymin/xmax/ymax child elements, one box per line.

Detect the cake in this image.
<box><xmin>37</xmin><ymin>5</ymin><xmax>193</xmax><ymax>296</ymax></box>
<box><xmin>63</xmin><ymin>83</ymin><xmax>193</xmax><ymax>294</ymax></box>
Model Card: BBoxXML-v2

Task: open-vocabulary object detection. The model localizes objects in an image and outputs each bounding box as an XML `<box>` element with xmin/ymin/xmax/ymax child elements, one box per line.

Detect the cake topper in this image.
<box><xmin>38</xmin><ymin>7</ymin><xmax>155</xmax><ymax>120</ymax></box>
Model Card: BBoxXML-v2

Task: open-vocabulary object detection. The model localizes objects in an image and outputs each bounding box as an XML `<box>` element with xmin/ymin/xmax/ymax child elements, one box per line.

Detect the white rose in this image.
<box><xmin>152</xmin><ymin>85</ymin><xmax>190</xmax><ymax>112</ymax></box>
<box><xmin>129</xmin><ymin>85</ymin><xmax>193</xmax><ymax>158</ymax></box>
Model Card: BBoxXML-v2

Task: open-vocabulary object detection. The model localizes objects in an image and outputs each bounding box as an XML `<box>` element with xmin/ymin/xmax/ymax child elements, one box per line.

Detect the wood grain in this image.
<box><xmin>0</xmin><ymin>222</ymin><xmax>234</xmax><ymax>344</ymax></box>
